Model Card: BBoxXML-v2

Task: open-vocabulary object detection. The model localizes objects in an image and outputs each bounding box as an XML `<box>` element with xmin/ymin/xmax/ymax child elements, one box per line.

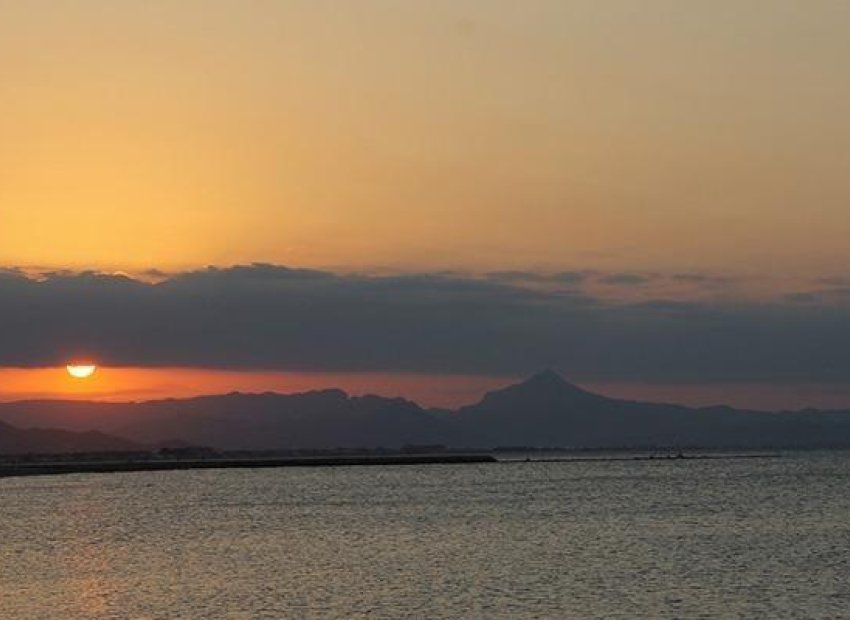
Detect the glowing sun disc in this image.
<box><xmin>66</xmin><ymin>364</ymin><xmax>97</xmax><ymax>379</ymax></box>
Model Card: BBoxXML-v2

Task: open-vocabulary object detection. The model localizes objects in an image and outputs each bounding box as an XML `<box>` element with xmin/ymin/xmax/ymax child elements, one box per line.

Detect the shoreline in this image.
<box><xmin>0</xmin><ymin>453</ymin><xmax>497</xmax><ymax>478</ymax></box>
<box><xmin>0</xmin><ymin>451</ymin><xmax>790</xmax><ymax>479</ymax></box>
<box><xmin>501</xmin><ymin>453</ymin><xmax>783</xmax><ymax>463</ymax></box>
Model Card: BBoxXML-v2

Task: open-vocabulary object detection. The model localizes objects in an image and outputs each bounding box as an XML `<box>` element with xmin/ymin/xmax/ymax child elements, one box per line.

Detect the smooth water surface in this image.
<box><xmin>2</xmin><ymin>452</ymin><xmax>850</xmax><ymax>619</ymax></box>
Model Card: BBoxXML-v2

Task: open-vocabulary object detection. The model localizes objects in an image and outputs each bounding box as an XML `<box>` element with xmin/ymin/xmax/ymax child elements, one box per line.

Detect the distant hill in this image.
<box><xmin>0</xmin><ymin>419</ymin><xmax>141</xmax><ymax>455</ymax></box>
<box><xmin>0</xmin><ymin>390</ymin><xmax>452</xmax><ymax>451</ymax></box>
<box><xmin>449</xmin><ymin>370</ymin><xmax>850</xmax><ymax>449</ymax></box>
<box><xmin>3</xmin><ymin>372</ymin><xmax>850</xmax><ymax>452</ymax></box>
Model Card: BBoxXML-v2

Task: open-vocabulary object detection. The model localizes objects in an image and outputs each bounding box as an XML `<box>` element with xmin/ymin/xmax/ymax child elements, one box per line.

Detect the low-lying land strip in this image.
<box><xmin>0</xmin><ymin>453</ymin><xmax>497</xmax><ymax>478</ymax></box>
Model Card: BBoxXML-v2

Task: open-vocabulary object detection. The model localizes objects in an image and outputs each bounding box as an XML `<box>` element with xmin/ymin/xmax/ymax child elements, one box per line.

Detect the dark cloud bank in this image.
<box><xmin>1</xmin><ymin>264</ymin><xmax>849</xmax><ymax>384</ymax></box>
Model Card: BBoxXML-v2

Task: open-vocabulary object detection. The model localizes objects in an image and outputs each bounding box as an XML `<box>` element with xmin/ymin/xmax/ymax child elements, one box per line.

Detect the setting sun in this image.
<box><xmin>66</xmin><ymin>364</ymin><xmax>97</xmax><ymax>379</ymax></box>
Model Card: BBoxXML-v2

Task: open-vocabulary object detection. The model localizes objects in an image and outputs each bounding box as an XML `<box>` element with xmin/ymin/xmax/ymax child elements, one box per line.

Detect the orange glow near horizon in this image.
<box><xmin>0</xmin><ymin>367</ymin><xmax>516</xmax><ymax>409</ymax></box>
<box><xmin>1</xmin><ymin>367</ymin><xmax>850</xmax><ymax>411</ymax></box>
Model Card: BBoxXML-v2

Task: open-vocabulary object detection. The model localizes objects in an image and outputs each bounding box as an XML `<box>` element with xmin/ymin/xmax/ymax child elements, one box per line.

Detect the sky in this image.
<box><xmin>2</xmin><ymin>1</ymin><xmax>850</xmax><ymax>408</ymax></box>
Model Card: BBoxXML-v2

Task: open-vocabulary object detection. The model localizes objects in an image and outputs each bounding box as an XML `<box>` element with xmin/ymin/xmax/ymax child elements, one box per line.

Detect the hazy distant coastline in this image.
<box><xmin>5</xmin><ymin>371</ymin><xmax>850</xmax><ymax>456</ymax></box>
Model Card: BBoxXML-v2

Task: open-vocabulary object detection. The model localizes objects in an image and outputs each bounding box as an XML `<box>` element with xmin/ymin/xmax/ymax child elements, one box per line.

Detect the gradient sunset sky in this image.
<box><xmin>2</xmin><ymin>1</ymin><xmax>850</xmax><ymax>408</ymax></box>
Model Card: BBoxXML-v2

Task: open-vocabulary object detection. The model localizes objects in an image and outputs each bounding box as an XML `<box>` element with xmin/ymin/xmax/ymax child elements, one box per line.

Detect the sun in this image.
<box><xmin>66</xmin><ymin>364</ymin><xmax>97</xmax><ymax>379</ymax></box>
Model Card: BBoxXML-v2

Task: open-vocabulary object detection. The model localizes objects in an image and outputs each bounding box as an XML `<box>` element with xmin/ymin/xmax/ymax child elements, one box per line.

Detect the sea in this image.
<box><xmin>2</xmin><ymin>451</ymin><xmax>849</xmax><ymax>619</ymax></box>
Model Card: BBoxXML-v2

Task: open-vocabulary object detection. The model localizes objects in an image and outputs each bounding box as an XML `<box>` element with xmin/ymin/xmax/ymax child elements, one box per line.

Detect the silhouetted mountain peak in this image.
<box><xmin>4</xmin><ymin>375</ymin><xmax>850</xmax><ymax>451</ymax></box>
<box><xmin>523</xmin><ymin>369</ymin><xmax>570</xmax><ymax>388</ymax></box>
<box><xmin>514</xmin><ymin>369</ymin><xmax>597</xmax><ymax>396</ymax></box>
<box><xmin>473</xmin><ymin>370</ymin><xmax>602</xmax><ymax>411</ymax></box>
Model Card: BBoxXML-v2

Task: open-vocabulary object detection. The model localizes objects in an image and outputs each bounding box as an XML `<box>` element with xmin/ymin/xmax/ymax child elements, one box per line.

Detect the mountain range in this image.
<box><xmin>3</xmin><ymin>370</ymin><xmax>850</xmax><ymax>453</ymax></box>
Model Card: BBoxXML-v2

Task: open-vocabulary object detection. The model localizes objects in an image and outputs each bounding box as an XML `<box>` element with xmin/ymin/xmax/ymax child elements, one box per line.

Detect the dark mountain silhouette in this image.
<box><xmin>449</xmin><ymin>370</ymin><xmax>850</xmax><ymax>448</ymax></box>
<box><xmin>3</xmin><ymin>372</ymin><xmax>850</xmax><ymax>452</ymax></box>
<box><xmin>0</xmin><ymin>419</ymin><xmax>141</xmax><ymax>455</ymax></box>
<box><xmin>0</xmin><ymin>390</ymin><xmax>451</xmax><ymax>451</ymax></box>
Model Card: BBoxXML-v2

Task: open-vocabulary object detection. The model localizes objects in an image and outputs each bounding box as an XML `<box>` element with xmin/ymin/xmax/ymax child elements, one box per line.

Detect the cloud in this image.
<box><xmin>670</xmin><ymin>272</ymin><xmax>734</xmax><ymax>286</ymax></box>
<box><xmin>598</xmin><ymin>273</ymin><xmax>652</xmax><ymax>286</ymax></box>
<box><xmin>484</xmin><ymin>270</ymin><xmax>589</xmax><ymax>286</ymax></box>
<box><xmin>1</xmin><ymin>264</ymin><xmax>849</xmax><ymax>384</ymax></box>
<box><xmin>786</xmin><ymin>286</ymin><xmax>850</xmax><ymax>304</ymax></box>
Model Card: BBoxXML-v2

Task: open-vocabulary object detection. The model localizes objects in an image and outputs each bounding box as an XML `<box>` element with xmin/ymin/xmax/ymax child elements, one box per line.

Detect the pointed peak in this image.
<box><xmin>515</xmin><ymin>369</ymin><xmax>601</xmax><ymax>397</ymax></box>
<box><xmin>475</xmin><ymin>369</ymin><xmax>599</xmax><ymax>407</ymax></box>
<box><xmin>523</xmin><ymin>369</ymin><xmax>568</xmax><ymax>386</ymax></box>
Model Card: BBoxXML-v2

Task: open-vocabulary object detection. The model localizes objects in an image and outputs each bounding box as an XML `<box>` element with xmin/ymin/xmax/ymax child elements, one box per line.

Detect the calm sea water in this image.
<box><xmin>2</xmin><ymin>452</ymin><xmax>850</xmax><ymax>619</ymax></box>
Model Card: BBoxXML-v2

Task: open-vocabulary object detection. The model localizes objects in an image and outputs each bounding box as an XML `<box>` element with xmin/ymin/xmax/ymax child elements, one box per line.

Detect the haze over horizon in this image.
<box><xmin>3</xmin><ymin>1</ymin><xmax>850</xmax><ymax>408</ymax></box>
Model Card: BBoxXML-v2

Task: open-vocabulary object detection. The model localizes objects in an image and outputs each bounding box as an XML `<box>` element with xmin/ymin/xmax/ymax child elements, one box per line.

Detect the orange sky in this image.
<box><xmin>3</xmin><ymin>367</ymin><xmax>850</xmax><ymax>411</ymax></box>
<box><xmin>0</xmin><ymin>367</ymin><xmax>515</xmax><ymax>409</ymax></box>
<box><xmin>2</xmin><ymin>2</ymin><xmax>850</xmax><ymax>409</ymax></box>
<box><xmin>2</xmin><ymin>1</ymin><xmax>850</xmax><ymax>277</ymax></box>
